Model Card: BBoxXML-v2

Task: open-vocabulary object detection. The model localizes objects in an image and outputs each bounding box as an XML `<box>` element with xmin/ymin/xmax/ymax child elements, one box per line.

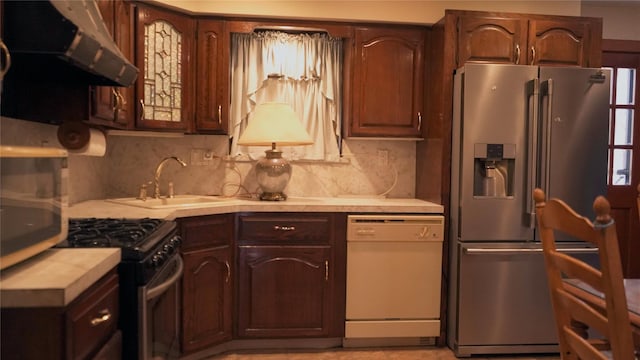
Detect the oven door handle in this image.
<box><xmin>146</xmin><ymin>255</ymin><xmax>184</xmax><ymax>301</ymax></box>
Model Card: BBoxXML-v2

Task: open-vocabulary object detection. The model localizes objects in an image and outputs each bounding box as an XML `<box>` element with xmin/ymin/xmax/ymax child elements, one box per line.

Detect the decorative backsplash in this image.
<box><xmin>1</xmin><ymin>117</ymin><xmax>417</xmax><ymax>204</ymax></box>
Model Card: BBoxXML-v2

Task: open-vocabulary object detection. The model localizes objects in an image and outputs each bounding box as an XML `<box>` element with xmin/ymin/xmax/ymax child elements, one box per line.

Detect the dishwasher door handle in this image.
<box><xmin>463</xmin><ymin>247</ymin><xmax>598</xmax><ymax>255</ymax></box>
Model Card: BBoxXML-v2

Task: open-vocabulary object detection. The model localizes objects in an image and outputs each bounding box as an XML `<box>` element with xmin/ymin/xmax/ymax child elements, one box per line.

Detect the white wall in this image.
<box><xmin>582</xmin><ymin>1</ymin><xmax>640</xmax><ymax>40</ymax></box>
<box><xmin>152</xmin><ymin>0</ymin><xmax>581</xmax><ymax>24</ymax></box>
<box><xmin>154</xmin><ymin>0</ymin><xmax>640</xmax><ymax>41</ymax></box>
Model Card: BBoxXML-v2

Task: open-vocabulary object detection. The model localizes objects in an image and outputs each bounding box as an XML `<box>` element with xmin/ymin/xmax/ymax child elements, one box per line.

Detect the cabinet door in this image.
<box><xmin>135</xmin><ymin>4</ymin><xmax>194</xmax><ymax>131</ymax></box>
<box><xmin>528</xmin><ymin>19</ymin><xmax>592</xmax><ymax>67</ymax></box>
<box><xmin>195</xmin><ymin>19</ymin><xmax>228</xmax><ymax>134</ymax></box>
<box><xmin>179</xmin><ymin>214</ymin><xmax>233</xmax><ymax>353</ymax></box>
<box><xmin>237</xmin><ymin>245</ymin><xmax>332</xmax><ymax>338</ymax></box>
<box><xmin>92</xmin><ymin>0</ymin><xmax>134</xmax><ymax>128</ymax></box>
<box><xmin>350</xmin><ymin>26</ymin><xmax>425</xmax><ymax>138</ymax></box>
<box><xmin>456</xmin><ymin>15</ymin><xmax>528</xmax><ymax>66</ymax></box>
<box><xmin>181</xmin><ymin>246</ymin><xmax>232</xmax><ymax>353</ymax></box>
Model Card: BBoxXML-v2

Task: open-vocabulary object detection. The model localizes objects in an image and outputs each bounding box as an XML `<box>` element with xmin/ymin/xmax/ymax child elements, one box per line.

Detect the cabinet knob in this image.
<box><xmin>515</xmin><ymin>44</ymin><xmax>521</xmax><ymax>64</ymax></box>
<box><xmin>218</xmin><ymin>105</ymin><xmax>222</xmax><ymax>125</ymax></box>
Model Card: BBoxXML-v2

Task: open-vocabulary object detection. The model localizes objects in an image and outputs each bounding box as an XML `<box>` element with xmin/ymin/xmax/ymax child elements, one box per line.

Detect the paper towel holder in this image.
<box><xmin>57</xmin><ymin>122</ymin><xmax>96</xmax><ymax>150</ymax></box>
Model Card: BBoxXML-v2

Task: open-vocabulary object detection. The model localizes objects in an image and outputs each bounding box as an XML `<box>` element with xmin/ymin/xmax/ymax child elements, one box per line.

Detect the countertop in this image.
<box><xmin>0</xmin><ymin>248</ymin><xmax>121</xmax><ymax>308</ymax></box>
<box><xmin>67</xmin><ymin>196</ymin><xmax>444</xmax><ymax>220</ymax></box>
<box><xmin>2</xmin><ymin>196</ymin><xmax>442</xmax><ymax>308</ymax></box>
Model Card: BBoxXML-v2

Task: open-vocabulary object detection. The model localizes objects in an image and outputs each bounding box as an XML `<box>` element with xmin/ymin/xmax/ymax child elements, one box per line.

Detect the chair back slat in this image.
<box><xmin>533</xmin><ymin>188</ymin><xmax>635</xmax><ymax>360</ymax></box>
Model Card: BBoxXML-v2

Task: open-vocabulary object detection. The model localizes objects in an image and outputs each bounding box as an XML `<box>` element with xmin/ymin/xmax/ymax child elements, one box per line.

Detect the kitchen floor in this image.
<box><xmin>207</xmin><ymin>347</ymin><xmax>560</xmax><ymax>359</ymax></box>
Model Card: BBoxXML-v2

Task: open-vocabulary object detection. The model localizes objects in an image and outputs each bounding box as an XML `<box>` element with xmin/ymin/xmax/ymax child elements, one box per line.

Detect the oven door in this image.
<box><xmin>139</xmin><ymin>253</ymin><xmax>184</xmax><ymax>360</ymax></box>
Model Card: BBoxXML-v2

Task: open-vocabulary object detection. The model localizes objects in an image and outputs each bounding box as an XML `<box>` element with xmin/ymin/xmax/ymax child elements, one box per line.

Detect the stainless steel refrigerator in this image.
<box><xmin>447</xmin><ymin>63</ymin><xmax>610</xmax><ymax>357</ymax></box>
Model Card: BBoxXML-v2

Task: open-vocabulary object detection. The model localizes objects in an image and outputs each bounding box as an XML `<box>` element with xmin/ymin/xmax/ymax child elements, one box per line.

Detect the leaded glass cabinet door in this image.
<box><xmin>135</xmin><ymin>4</ymin><xmax>194</xmax><ymax>131</ymax></box>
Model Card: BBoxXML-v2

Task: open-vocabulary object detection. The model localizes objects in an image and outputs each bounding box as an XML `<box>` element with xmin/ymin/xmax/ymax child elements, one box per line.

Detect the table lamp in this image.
<box><xmin>237</xmin><ymin>102</ymin><xmax>313</xmax><ymax>201</ymax></box>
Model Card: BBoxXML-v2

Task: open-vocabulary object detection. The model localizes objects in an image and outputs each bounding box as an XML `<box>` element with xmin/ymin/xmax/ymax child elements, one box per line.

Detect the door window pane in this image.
<box><xmin>614</xmin><ymin>109</ymin><xmax>634</xmax><ymax>145</ymax></box>
<box><xmin>612</xmin><ymin>148</ymin><xmax>632</xmax><ymax>185</ymax></box>
<box><xmin>616</xmin><ymin>68</ymin><xmax>636</xmax><ymax>105</ymax></box>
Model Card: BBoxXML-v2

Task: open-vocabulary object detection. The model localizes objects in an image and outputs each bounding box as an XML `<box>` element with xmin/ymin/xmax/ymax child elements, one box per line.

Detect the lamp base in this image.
<box><xmin>255</xmin><ymin>149</ymin><xmax>291</xmax><ymax>201</ymax></box>
<box><xmin>259</xmin><ymin>191</ymin><xmax>288</xmax><ymax>201</ymax></box>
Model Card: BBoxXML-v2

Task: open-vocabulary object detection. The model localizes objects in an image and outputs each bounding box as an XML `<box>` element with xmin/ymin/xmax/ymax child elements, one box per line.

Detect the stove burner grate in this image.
<box><xmin>66</xmin><ymin>218</ymin><xmax>165</xmax><ymax>248</ymax></box>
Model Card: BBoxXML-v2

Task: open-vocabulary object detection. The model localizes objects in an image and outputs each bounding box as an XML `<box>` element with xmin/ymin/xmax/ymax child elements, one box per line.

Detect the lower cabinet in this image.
<box><xmin>179</xmin><ymin>214</ymin><xmax>233</xmax><ymax>354</ymax></box>
<box><xmin>237</xmin><ymin>245</ymin><xmax>333</xmax><ymax>337</ymax></box>
<box><xmin>236</xmin><ymin>212</ymin><xmax>346</xmax><ymax>339</ymax></box>
<box><xmin>178</xmin><ymin>212</ymin><xmax>346</xmax><ymax>353</ymax></box>
<box><xmin>0</xmin><ymin>269</ymin><xmax>120</xmax><ymax>360</ymax></box>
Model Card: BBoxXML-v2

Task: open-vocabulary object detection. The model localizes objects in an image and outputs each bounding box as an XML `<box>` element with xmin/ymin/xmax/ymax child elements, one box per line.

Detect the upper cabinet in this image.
<box><xmin>455</xmin><ymin>11</ymin><xmax>602</xmax><ymax>67</ymax></box>
<box><xmin>527</xmin><ymin>18</ymin><xmax>598</xmax><ymax>67</ymax></box>
<box><xmin>134</xmin><ymin>4</ymin><xmax>195</xmax><ymax>131</ymax></box>
<box><xmin>92</xmin><ymin>0</ymin><xmax>135</xmax><ymax>128</ymax></box>
<box><xmin>194</xmin><ymin>19</ymin><xmax>228</xmax><ymax>134</ymax></box>
<box><xmin>349</xmin><ymin>26</ymin><xmax>425</xmax><ymax>138</ymax></box>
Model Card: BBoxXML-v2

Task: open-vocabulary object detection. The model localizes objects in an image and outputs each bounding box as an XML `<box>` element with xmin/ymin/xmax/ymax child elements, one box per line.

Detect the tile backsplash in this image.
<box><xmin>1</xmin><ymin>117</ymin><xmax>417</xmax><ymax>204</ymax></box>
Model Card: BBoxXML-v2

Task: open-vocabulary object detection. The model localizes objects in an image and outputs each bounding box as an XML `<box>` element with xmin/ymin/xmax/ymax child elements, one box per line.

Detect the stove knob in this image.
<box><xmin>163</xmin><ymin>243</ymin><xmax>175</xmax><ymax>254</ymax></box>
<box><xmin>171</xmin><ymin>235</ymin><xmax>182</xmax><ymax>247</ymax></box>
<box><xmin>152</xmin><ymin>252</ymin><xmax>166</xmax><ymax>268</ymax></box>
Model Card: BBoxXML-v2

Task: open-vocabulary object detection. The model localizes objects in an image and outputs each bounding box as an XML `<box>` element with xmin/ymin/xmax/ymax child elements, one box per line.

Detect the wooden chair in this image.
<box><xmin>533</xmin><ymin>188</ymin><xmax>635</xmax><ymax>360</ymax></box>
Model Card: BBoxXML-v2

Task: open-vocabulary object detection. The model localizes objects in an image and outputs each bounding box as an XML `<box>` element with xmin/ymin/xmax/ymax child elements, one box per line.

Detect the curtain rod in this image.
<box><xmin>253</xmin><ymin>25</ymin><xmax>329</xmax><ymax>34</ymax></box>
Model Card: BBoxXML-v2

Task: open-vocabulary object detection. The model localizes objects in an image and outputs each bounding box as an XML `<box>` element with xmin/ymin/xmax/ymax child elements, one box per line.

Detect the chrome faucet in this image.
<box><xmin>154</xmin><ymin>156</ymin><xmax>187</xmax><ymax>199</ymax></box>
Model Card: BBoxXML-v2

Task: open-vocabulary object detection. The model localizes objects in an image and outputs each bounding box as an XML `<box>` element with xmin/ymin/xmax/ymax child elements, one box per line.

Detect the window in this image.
<box><xmin>607</xmin><ymin>66</ymin><xmax>638</xmax><ymax>186</ymax></box>
<box><xmin>229</xmin><ymin>31</ymin><xmax>343</xmax><ymax>162</ymax></box>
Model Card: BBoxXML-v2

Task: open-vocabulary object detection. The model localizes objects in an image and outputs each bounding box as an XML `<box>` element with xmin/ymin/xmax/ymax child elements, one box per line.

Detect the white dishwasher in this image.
<box><xmin>344</xmin><ymin>214</ymin><xmax>444</xmax><ymax>347</ymax></box>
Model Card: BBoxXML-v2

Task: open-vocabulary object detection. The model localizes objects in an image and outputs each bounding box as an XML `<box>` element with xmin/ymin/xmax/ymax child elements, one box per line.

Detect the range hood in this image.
<box><xmin>2</xmin><ymin>0</ymin><xmax>138</xmax><ymax>87</ymax></box>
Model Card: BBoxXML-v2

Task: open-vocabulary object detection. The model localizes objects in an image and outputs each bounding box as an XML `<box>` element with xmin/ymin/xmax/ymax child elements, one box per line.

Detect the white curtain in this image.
<box><xmin>229</xmin><ymin>31</ymin><xmax>342</xmax><ymax>161</ymax></box>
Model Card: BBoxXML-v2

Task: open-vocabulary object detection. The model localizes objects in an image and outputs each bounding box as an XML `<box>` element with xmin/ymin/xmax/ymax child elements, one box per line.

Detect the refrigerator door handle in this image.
<box><xmin>542</xmin><ymin>79</ymin><xmax>554</xmax><ymax>195</ymax></box>
<box><xmin>463</xmin><ymin>247</ymin><xmax>598</xmax><ymax>255</ymax></box>
<box><xmin>525</xmin><ymin>78</ymin><xmax>540</xmax><ymax>228</ymax></box>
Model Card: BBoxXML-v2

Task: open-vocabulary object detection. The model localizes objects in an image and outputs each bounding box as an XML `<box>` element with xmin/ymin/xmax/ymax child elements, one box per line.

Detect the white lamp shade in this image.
<box><xmin>237</xmin><ymin>102</ymin><xmax>314</xmax><ymax>146</ymax></box>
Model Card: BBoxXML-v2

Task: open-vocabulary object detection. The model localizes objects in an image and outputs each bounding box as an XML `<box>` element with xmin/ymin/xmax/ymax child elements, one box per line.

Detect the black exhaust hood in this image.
<box><xmin>3</xmin><ymin>0</ymin><xmax>138</xmax><ymax>87</ymax></box>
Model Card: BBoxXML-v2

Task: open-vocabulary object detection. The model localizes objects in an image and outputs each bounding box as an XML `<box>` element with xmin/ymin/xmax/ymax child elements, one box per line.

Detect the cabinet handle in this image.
<box><xmin>224</xmin><ymin>260</ymin><xmax>231</xmax><ymax>283</ymax></box>
<box><xmin>515</xmin><ymin>44</ymin><xmax>521</xmax><ymax>64</ymax></box>
<box><xmin>325</xmin><ymin>260</ymin><xmax>329</xmax><ymax>281</ymax></box>
<box><xmin>273</xmin><ymin>225</ymin><xmax>295</xmax><ymax>231</ymax></box>
<box><xmin>417</xmin><ymin>112</ymin><xmax>422</xmax><ymax>132</ymax></box>
<box><xmin>530</xmin><ymin>46</ymin><xmax>536</xmax><ymax>64</ymax></box>
<box><xmin>112</xmin><ymin>89</ymin><xmax>123</xmax><ymax>111</ymax></box>
<box><xmin>90</xmin><ymin>309</ymin><xmax>112</xmax><ymax>326</ymax></box>
<box><xmin>139</xmin><ymin>100</ymin><xmax>145</xmax><ymax>121</ymax></box>
<box><xmin>218</xmin><ymin>105</ymin><xmax>222</xmax><ymax>125</ymax></box>
<box><xmin>0</xmin><ymin>39</ymin><xmax>11</xmax><ymax>79</ymax></box>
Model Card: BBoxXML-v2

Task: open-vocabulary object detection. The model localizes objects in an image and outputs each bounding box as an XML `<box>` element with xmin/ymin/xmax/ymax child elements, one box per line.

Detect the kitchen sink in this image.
<box><xmin>106</xmin><ymin>195</ymin><xmax>230</xmax><ymax>209</ymax></box>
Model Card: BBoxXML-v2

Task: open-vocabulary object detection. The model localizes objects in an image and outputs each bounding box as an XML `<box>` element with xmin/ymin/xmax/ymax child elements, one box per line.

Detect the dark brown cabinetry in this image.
<box><xmin>195</xmin><ymin>19</ymin><xmax>228</xmax><ymax>134</ymax></box>
<box><xmin>1</xmin><ymin>270</ymin><xmax>120</xmax><ymax>360</ymax></box>
<box><xmin>236</xmin><ymin>212</ymin><xmax>346</xmax><ymax>338</ymax></box>
<box><xmin>456</xmin><ymin>11</ymin><xmax>602</xmax><ymax>67</ymax></box>
<box><xmin>349</xmin><ymin>25</ymin><xmax>425</xmax><ymax>138</ymax></box>
<box><xmin>134</xmin><ymin>3</ymin><xmax>195</xmax><ymax>131</ymax></box>
<box><xmin>179</xmin><ymin>214</ymin><xmax>233</xmax><ymax>354</ymax></box>
<box><xmin>92</xmin><ymin>0</ymin><xmax>135</xmax><ymax>128</ymax></box>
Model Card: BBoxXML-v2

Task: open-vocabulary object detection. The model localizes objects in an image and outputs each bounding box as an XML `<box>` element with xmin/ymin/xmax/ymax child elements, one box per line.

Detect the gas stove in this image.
<box><xmin>58</xmin><ymin>217</ymin><xmax>184</xmax><ymax>359</ymax></box>
<box><xmin>58</xmin><ymin>217</ymin><xmax>182</xmax><ymax>284</ymax></box>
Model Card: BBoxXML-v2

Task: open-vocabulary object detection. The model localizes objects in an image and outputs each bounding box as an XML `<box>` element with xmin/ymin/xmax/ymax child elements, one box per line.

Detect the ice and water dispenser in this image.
<box><xmin>473</xmin><ymin>143</ymin><xmax>515</xmax><ymax>198</ymax></box>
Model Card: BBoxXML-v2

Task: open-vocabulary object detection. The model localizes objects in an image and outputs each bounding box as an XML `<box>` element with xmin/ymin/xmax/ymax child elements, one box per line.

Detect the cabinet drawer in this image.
<box><xmin>238</xmin><ymin>213</ymin><xmax>332</xmax><ymax>244</ymax></box>
<box><xmin>180</xmin><ymin>214</ymin><xmax>234</xmax><ymax>251</ymax></box>
<box><xmin>66</xmin><ymin>272</ymin><xmax>119</xmax><ymax>360</ymax></box>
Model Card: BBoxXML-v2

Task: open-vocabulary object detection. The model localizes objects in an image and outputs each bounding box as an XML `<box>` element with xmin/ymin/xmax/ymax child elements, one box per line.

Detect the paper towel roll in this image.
<box><xmin>57</xmin><ymin>123</ymin><xmax>107</xmax><ymax>157</ymax></box>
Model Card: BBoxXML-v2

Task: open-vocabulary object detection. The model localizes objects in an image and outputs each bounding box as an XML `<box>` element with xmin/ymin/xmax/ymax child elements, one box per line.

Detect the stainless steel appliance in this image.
<box><xmin>447</xmin><ymin>63</ymin><xmax>610</xmax><ymax>356</ymax></box>
<box><xmin>344</xmin><ymin>214</ymin><xmax>444</xmax><ymax>347</ymax></box>
<box><xmin>0</xmin><ymin>146</ymin><xmax>68</xmax><ymax>270</ymax></box>
<box><xmin>59</xmin><ymin>218</ymin><xmax>183</xmax><ymax>360</ymax></box>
